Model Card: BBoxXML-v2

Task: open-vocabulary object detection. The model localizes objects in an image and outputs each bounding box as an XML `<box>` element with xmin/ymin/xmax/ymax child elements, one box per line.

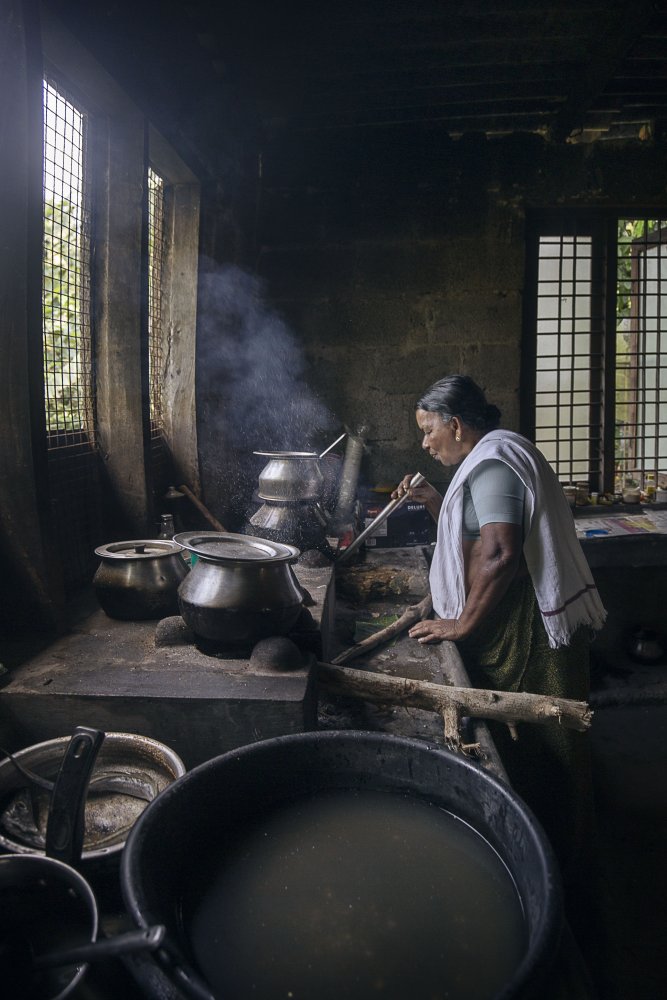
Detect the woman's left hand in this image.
<box><xmin>408</xmin><ymin>619</ymin><xmax>464</xmax><ymax>643</ymax></box>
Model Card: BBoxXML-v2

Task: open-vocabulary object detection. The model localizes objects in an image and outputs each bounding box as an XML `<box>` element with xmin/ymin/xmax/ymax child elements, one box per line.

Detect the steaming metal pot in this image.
<box><xmin>254</xmin><ymin>451</ymin><xmax>324</xmax><ymax>502</ymax></box>
<box><xmin>174</xmin><ymin>532</ymin><xmax>303</xmax><ymax>644</ymax></box>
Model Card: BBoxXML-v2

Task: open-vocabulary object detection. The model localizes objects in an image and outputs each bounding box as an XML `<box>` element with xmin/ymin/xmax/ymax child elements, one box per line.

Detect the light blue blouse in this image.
<box><xmin>462</xmin><ymin>459</ymin><xmax>525</xmax><ymax>539</ymax></box>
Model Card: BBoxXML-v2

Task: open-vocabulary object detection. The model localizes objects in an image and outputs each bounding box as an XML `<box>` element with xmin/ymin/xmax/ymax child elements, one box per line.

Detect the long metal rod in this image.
<box><xmin>336</xmin><ymin>472</ymin><xmax>425</xmax><ymax>563</ymax></box>
<box><xmin>319</xmin><ymin>431</ymin><xmax>347</xmax><ymax>460</ymax></box>
<box><xmin>179</xmin><ymin>483</ymin><xmax>227</xmax><ymax>532</ymax></box>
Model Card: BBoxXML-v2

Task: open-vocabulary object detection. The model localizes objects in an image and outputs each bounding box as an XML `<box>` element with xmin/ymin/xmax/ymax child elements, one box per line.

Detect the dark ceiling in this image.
<box><xmin>47</xmin><ymin>0</ymin><xmax>667</xmax><ymax>148</ymax></box>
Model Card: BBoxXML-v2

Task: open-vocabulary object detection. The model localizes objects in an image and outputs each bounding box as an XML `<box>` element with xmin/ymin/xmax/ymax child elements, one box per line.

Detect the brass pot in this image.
<box><xmin>93</xmin><ymin>540</ymin><xmax>189</xmax><ymax>620</ymax></box>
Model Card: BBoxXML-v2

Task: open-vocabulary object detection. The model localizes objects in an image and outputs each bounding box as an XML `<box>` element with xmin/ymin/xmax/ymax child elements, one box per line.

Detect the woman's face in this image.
<box><xmin>416</xmin><ymin>408</ymin><xmax>461</xmax><ymax>466</ymax></box>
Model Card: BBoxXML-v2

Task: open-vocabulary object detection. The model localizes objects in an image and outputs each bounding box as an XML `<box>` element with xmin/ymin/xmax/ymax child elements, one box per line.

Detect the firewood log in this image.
<box><xmin>317</xmin><ymin>661</ymin><xmax>592</xmax><ymax>750</ymax></box>
<box><xmin>332</xmin><ymin>594</ymin><xmax>432</xmax><ymax>664</ymax></box>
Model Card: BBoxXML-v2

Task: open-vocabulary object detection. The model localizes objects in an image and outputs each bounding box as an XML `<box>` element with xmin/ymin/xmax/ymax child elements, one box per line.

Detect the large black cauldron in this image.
<box><xmin>121</xmin><ymin>732</ymin><xmax>563</xmax><ymax>1000</ymax></box>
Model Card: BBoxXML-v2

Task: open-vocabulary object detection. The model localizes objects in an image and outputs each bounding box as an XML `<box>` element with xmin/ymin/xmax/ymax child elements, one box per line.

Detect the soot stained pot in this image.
<box><xmin>93</xmin><ymin>540</ymin><xmax>188</xmax><ymax>620</ymax></box>
<box><xmin>0</xmin><ymin>854</ymin><xmax>164</xmax><ymax>1000</ymax></box>
<box><xmin>0</xmin><ymin>853</ymin><xmax>98</xmax><ymax>1000</ymax></box>
<box><xmin>121</xmin><ymin>731</ymin><xmax>563</xmax><ymax>1000</ymax></box>
<box><xmin>174</xmin><ymin>531</ymin><xmax>303</xmax><ymax>644</ymax></box>
<box><xmin>0</xmin><ymin>733</ymin><xmax>186</xmax><ymax>869</ymax></box>
<box><xmin>254</xmin><ymin>451</ymin><xmax>324</xmax><ymax>502</ymax></box>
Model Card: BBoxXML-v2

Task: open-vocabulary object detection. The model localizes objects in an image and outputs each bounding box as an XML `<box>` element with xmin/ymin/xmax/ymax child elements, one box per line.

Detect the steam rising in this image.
<box><xmin>198</xmin><ymin>263</ymin><xmax>335</xmax><ymax>452</ymax></box>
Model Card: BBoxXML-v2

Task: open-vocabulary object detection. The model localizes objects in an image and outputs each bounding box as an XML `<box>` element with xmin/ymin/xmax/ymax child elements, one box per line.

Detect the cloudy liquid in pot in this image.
<box><xmin>184</xmin><ymin>788</ymin><xmax>527</xmax><ymax>1000</ymax></box>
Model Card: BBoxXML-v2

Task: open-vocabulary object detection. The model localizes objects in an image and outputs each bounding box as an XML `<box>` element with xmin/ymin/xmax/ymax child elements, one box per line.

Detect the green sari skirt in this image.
<box><xmin>456</xmin><ymin>575</ymin><xmax>594</xmax><ymax>885</ymax></box>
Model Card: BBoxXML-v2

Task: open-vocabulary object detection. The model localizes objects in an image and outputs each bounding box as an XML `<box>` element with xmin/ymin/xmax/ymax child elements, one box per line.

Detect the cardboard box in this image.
<box><xmin>363</xmin><ymin>493</ymin><xmax>434</xmax><ymax>548</ymax></box>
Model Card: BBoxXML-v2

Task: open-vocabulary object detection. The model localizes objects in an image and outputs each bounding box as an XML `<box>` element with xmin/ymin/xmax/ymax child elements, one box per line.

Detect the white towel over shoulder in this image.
<box><xmin>429</xmin><ymin>430</ymin><xmax>606</xmax><ymax>648</ymax></box>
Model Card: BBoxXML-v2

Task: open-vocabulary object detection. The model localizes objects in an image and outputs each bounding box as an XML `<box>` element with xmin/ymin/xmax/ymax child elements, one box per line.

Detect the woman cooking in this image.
<box><xmin>393</xmin><ymin>374</ymin><xmax>606</xmax><ymax>891</ymax></box>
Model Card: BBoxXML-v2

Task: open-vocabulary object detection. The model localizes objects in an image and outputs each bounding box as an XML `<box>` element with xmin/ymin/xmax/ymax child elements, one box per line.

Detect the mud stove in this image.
<box><xmin>0</xmin><ymin>562</ymin><xmax>335</xmax><ymax>769</ymax></box>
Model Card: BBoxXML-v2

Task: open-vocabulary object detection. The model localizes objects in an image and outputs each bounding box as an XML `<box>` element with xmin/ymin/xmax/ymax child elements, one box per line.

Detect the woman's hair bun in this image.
<box><xmin>485</xmin><ymin>404</ymin><xmax>501</xmax><ymax>429</ymax></box>
<box><xmin>416</xmin><ymin>374</ymin><xmax>501</xmax><ymax>432</ymax></box>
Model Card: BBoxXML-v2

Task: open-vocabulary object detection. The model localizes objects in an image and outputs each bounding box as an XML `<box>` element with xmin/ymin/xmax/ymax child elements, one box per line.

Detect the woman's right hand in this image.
<box><xmin>391</xmin><ymin>475</ymin><xmax>443</xmax><ymax>521</ymax></box>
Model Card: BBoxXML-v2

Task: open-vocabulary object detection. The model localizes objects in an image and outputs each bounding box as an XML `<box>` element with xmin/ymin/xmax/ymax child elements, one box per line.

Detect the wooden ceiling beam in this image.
<box><xmin>299</xmin><ymin>86</ymin><xmax>567</xmax><ymax>118</ymax></box>
<box><xmin>289</xmin><ymin>105</ymin><xmax>555</xmax><ymax>134</ymax></box>
<box><xmin>549</xmin><ymin>0</ymin><xmax>660</xmax><ymax>140</ymax></box>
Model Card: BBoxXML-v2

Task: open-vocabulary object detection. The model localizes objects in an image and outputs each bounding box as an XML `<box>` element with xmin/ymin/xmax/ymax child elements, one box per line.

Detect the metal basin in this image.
<box><xmin>121</xmin><ymin>731</ymin><xmax>564</xmax><ymax>1000</ymax></box>
<box><xmin>0</xmin><ymin>733</ymin><xmax>186</xmax><ymax>866</ymax></box>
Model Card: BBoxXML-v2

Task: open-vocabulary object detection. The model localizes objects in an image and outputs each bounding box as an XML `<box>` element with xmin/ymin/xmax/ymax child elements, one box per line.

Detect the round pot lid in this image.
<box><xmin>173</xmin><ymin>531</ymin><xmax>300</xmax><ymax>562</ymax></box>
<box><xmin>94</xmin><ymin>540</ymin><xmax>183</xmax><ymax>559</ymax></box>
<box><xmin>253</xmin><ymin>451</ymin><xmax>319</xmax><ymax>459</ymax></box>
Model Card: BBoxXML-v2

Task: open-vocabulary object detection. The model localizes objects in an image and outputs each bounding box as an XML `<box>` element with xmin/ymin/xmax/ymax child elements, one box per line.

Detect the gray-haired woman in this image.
<box><xmin>393</xmin><ymin>374</ymin><xmax>606</xmax><ymax>890</ymax></box>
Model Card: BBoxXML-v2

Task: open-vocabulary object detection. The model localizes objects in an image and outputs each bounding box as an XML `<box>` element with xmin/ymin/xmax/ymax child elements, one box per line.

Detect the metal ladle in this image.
<box><xmin>0</xmin><ymin>728</ymin><xmax>104</xmax><ymax>855</ymax></box>
<box><xmin>336</xmin><ymin>472</ymin><xmax>425</xmax><ymax>563</ymax></box>
<box><xmin>1</xmin><ymin>921</ymin><xmax>166</xmax><ymax>1000</ymax></box>
<box><xmin>33</xmin><ymin>924</ymin><xmax>165</xmax><ymax>970</ymax></box>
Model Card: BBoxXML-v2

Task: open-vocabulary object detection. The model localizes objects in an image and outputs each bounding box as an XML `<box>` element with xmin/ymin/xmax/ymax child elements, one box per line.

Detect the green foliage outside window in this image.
<box><xmin>43</xmin><ymin>196</ymin><xmax>89</xmax><ymax>433</ymax></box>
<box><xmin>614</xmin><ymin>218</ymin><xmax>659</xmax><ymax>481</ymax></box>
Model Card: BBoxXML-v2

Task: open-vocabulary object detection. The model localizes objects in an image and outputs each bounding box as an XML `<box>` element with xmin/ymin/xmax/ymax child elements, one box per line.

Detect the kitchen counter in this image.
<box><xmin>575</xmin><ymin>503</ymin><xmax>667</xmax><ymax>567</ymax></box>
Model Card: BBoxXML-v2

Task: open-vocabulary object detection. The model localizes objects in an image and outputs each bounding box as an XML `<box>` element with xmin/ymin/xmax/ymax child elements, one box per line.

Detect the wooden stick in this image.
<box><xmin>317</xmin><ymin>661</ymin><xmax>592</xmax><ymax>749</ymax></box>
<box><xmin>441</xmin><ymin>701</ymin><xmax>462</xmax><ymax>747</ymax></box>
<box><xmin>178</xmin><ymin>484</ymin><xmax>227</xmax><ymax>532</ymax></box>
<box><xmin>332</xmin><ymin>594</ymin><xmax>433</xmax><ymax>664</ymax></box>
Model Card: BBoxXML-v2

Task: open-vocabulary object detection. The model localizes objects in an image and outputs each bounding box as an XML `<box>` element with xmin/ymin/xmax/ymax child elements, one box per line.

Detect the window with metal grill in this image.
<box><xmin>43</xmin><ymin>78</ymin><xmax>93</xmax><ymax>442</ymax></box>
<box><xmin>42</xmin><ymin>77</ymin><xmax>101</xmax><ymax>594</ymax></box>
<box><xmin>616</xmin><ymin>220</ymin><xmax>667</xmax><ymax>490</ymax></box>
<box><xmin>523</xmin><ymin>213</ymin><xmax>667</xmax><ymax>495</ymax></box>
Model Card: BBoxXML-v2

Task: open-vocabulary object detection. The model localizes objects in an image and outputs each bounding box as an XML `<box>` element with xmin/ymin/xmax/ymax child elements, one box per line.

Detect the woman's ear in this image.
<box><xmin>450</xmin><ymin>416</ymin><xmax>462</xmax><ymax>439</ymax></box>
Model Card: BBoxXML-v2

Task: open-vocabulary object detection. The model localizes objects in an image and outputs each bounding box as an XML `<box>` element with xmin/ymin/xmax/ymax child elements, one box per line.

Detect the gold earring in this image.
<box><xmin>455</xmin><ymin>431</ymin><xmax>461</xmax><ymax>442</ymax></box>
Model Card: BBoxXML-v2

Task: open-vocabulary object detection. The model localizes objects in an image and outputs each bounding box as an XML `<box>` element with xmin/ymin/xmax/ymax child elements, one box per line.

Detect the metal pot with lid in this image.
<box><xmin>175</xmin><ymin>532</ymin><xmax>304</xmax><ymax>645</ymax></box>
<box><xmin>93</xmin><ymin>540</ymin><xmax>189</xmax><ymax>621</ymax></box>
<box><xmin>254</xmin><ymin>451</ymin><xmax>324</xmax><ymax>503</ymax></box>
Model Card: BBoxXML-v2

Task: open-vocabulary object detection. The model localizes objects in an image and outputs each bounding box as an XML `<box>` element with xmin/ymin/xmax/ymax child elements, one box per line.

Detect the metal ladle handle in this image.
<box><xmin>319</xmin><ymin>431</ymin><xmax>347</xmax><ymax>460</ymax></box>
<box><xmin>45</xmin><ymin>727</ymin><xmax>105</xmax><ymax>866</ymax></box>
<box><xmin>34</xmin><ymin>925</ymin><xmax>166</xmax><ymax>969</ymax></box>
<box><xmin>336</xmin><ymin>472</ymin><xmax>425</xmax><ymax>563</ymax></box>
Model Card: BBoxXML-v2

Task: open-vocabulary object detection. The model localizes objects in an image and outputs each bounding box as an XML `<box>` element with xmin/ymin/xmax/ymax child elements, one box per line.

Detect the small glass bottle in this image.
<box><xmin>563</xmin><ymin>484</ymin><xmax>577</xmax><ymax>508</ymax></box>
<box><xmin>158</xmin><ymin>513</ymin><xmax>176</xmax><ymax>539</ymax></box>
<box><xmin>644</xmin><ymin>473</ymin><xmax>656</xmax><ymax>502</ymax></box>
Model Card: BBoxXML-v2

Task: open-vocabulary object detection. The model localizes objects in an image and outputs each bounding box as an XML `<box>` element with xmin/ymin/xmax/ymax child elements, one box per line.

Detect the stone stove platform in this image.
<box><xmin>0</xmin><ymin>563</ymin><xmax>335</xmax><ymax>769</ymax></box>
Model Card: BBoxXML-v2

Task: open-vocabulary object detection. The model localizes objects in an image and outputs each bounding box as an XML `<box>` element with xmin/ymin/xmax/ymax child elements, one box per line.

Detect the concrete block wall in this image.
<box><xmin>196</xmin><ymin>130</ymin><xmax>667</xmax><ymax>526</ymax></box>
<box><xmin>249</xmin><ymin>133</ymin><xmax>528</xmax><ymax>494</ymax></box>
<box><xmin>249</xmin><ymin>134</ymin><xmax>667</xmax><ymax>494</ymax></box>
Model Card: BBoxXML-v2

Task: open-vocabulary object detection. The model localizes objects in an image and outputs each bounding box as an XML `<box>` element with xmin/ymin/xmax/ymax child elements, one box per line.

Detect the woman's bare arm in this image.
<box><xmin>408</xmin><ymin>521</ymin><xmax>523</xmax><ymax>643</ymax></box>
